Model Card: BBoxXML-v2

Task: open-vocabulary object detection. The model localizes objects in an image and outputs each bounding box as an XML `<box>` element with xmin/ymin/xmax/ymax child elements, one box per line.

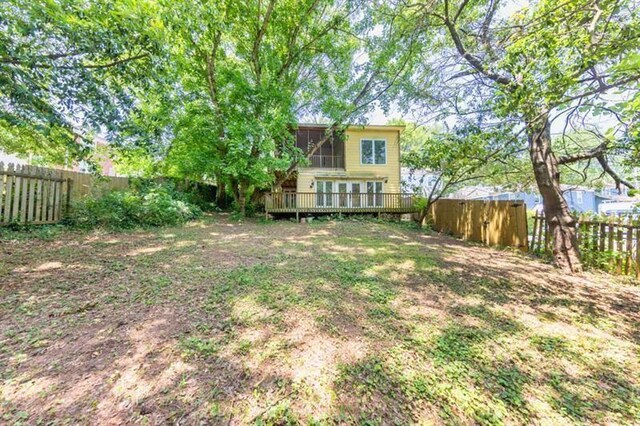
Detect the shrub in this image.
<box><xmin>66</xmin><ymin>183</ymin><xmax>202</xmax><ymax>230</ymax></box>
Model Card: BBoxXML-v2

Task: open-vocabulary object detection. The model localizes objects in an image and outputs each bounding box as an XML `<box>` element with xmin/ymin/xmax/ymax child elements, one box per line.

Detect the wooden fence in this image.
<box><xmin>61</xmin><ymin>168</ymin><xmax>129</xmax><ymax>199</ymax></box>
<box><xmin>0</xmin><ymin>162</ymin><xmax>129</xmax><ymax>226</ymax></box>
<box><xmin>428</xmin><ymin>199</ymin><xmax>529</xmax><ymax>251</ymax></box>
<box><xmin>531</xmin><ymin>214</ymin><xmax>640</xmax><ymax>277</ymax></box>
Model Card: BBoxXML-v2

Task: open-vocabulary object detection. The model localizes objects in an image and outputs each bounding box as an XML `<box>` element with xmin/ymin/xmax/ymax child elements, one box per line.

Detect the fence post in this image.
<box><xmin>625</xmin><ymin>216</ymin><xmax>633</xmax><ymax>275</ymax></box>
<box><xmin>65</xmin><ymin>178</ymin><xmax>73</xmax><ymax>216</ymax></box>
<box><xmin>636</xmin><ymin>225</ymin><xmax>640</xmax><ymax>279</ymax></box>
<box><xmin>533</xmin><ymin>214</ymin><xmax>537</xmax><ymax>252</ymax></box>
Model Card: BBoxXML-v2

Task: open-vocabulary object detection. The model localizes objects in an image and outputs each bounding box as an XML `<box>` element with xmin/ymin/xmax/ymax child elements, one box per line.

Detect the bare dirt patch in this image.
<box><xmin>1</xmin><ymin>214</ymin><xmax>638</xmax><ymax>424</ymax></box>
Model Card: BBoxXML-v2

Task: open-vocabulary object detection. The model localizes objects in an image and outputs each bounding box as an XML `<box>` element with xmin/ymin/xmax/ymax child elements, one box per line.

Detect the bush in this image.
<box><xmin>66</xmin><ymin>183</ymin><xmax>202</xmax><ymax>230</ymax></box>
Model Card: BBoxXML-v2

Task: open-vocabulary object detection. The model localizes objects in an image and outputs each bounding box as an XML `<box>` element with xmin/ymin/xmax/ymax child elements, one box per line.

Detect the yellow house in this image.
<box><xmin>265</xmin><ymin>123</ymin><xmax>416</xmax><ymax>215</ymax></box>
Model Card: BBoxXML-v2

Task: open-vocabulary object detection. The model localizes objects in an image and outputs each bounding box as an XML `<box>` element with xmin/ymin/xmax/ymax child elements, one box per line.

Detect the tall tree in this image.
<box><xmin>398</xmin><ymin>0</ymin><xmax>640</xmax><ymax>272</ymax></box>
<box><xmin>142</xmin><ymin>0</ymin><xmax>367</xmax><ymax>214</ymax></box>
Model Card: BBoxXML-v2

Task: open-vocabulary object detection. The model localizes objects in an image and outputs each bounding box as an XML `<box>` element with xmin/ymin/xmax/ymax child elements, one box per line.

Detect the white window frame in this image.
<box><xmin>575</xmin><ymin>191</ymin><xmax>584</xmax><ymax>204</ymax></box>
<box><xmin>360</xmin><ymin>139</ymin><xmax>387</xmax><ymax>165</ymax></box>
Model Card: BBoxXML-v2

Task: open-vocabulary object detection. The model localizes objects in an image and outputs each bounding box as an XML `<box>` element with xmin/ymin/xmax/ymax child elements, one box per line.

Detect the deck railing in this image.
<box><xmin>306</xmin><ymin>155</ymin><xmax>344</xmax><ymax>169</ymax></box>
<box><xmin>264</xmin><ymin>192</ymin><xmax>418</xmax><ymax>213</ymax></box>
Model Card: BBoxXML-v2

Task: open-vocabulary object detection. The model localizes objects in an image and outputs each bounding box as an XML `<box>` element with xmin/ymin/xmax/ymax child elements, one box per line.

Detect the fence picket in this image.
<box><xmin>0</xmin><ymin>163</ymin><xmax>5</xmax><ymax>223</ymax></box>
<box><xmin>4</xmin><ymin>164</ymin><xmax>14</xmax><ymax>223</ymax></box>
<box><xmin>533</xmin><ymin>213</ymin><xmax>639</xmax><ymax>277</ymax></box>
<box><xmin>20</xmin><ymin>170</ymin><xmax>29</xmax><ymax>223</ymax></box>
<box><xmin>53</xmin><ymin>180</ymin><xmax>62</xmax><ymax>221</ymax></box>
<box><xmin>35</xmin><ymin>178</ymin><xmax>43</xmax><ymax>222</ymax></box>
<box><xmin>27</xmin><ymin>166</ymin><xmax>36</xmax><ymax>222</ymax></box>
<box><xmin>11</xmin><ymin>166</ymin><xmax>22</xmax><ymax>221</ymax></box>
<box><xmin>625</xmin><ymin>217</ymin><xmax>633</xmax><ymax>275</ymax></box>
<box><xmin>636</xmin><ymin>227</ymin><xmax>640</xmax><ymax>279</ymax></box>
<box><xmin>41</xmin><ymin>170</ymin><xmax>50</xmax><ymax>222</ymax></box>
<box><xmin>47</xmin><ymin>174</ymin><xmax>55</xmax><ymax>222</ymax></box>
<box><xmin>530</xmin><ymin>214</ymin><xmax>538</xmax><ymax>252</ymax></box>
<box><xmin>616</xmin><ymin>218</ymin><xmax>624</xmax><ymax>274</ymax></box>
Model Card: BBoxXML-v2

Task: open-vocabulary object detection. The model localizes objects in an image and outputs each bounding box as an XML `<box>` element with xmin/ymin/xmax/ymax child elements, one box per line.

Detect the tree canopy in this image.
<box><xmin>2</xmin><ymin>0</ymin><xmax>640</xmax><ymax>271</ymax></box>
<box><xmin>0</xmin><ymin>0</ymin><xmax>163</xmax><ymax>161</ymax></box>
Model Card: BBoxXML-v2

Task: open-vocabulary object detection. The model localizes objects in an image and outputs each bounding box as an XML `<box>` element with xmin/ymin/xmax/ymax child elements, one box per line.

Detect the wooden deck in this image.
<box><xmin>264</xmin><ymin>192</ymin><xmax>418</xmax><ymax>214</ymax></box>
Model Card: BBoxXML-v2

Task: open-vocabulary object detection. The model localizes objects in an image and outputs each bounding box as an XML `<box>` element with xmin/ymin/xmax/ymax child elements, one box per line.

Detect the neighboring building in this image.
<box><xmin>598</xmin><ymin>200</ymin><xmax>639</xmax><ymax>216</ymax></box>
<box><xmin>73</xmin><ymin>135</ymin><xmax>118</xmax><ymax>176</ymax></box>
<box><xmin>266</xmin><ymin>123</ymin><xmax>415</xmax><ymax>215</ymax></box>
<box><xmin>448</xmin><ymin>186</ymin><xmax>540</xmax><ymax>210</ymax></box>
<box><xmin>561</xmin><ymin>186</ymin><xmax>611</xmax><ymax>213</ymax></box>
<box><xmin>450</xmin><ymin>184</ymin><xmax>614</xmax><ymax>213</ymax></box>
<box><xmin>470</xmin><ymin>190</ymin><xmax>540</xmax><ymax>210</ymax></box>
<box><xmin>600</xmin><ymin>185</ymin><xmax>630</xmax><ymax>199</ymax></box>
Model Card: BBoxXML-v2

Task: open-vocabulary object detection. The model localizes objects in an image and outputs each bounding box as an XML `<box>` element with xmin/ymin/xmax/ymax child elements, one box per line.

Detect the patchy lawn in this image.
<box><xmin>1</xmin><ymin>214</ymin><xmax>639</xmax><ymax>425</ymax></box>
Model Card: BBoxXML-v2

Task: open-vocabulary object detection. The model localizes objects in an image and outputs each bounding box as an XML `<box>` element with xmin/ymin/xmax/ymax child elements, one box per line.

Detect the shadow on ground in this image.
<box><xmin>1</xmin><ymin>214</ymin><xmax>638</xmax><ymax>424</ymax></box>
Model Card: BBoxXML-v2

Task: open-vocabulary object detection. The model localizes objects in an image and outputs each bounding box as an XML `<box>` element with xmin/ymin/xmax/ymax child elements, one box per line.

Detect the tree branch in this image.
<box><xmin>557</xmin><ymin>142</ymin><xmax>608</xmax><ymax>164</ymax></box>
<box><xmin>595</xmin><ymin>154</ymin><xmax>635</xmax><ymax>190</ymax></box>
<box><xmin>440</xmin><ymin>0</ymin><xmax>514</xmax><ymax>87</ymax></box>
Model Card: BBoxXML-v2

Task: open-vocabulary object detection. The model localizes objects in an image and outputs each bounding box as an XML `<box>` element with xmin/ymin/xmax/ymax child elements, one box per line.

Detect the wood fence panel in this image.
<box><xmin>428</xmin><ymin>199</ymin><xmax>528</xmax><ymax>251</ymax></box>
<box><xmin>0</xmin><ymin>162</ymin><xmax>131</xmax><ymax>226</ymax></box>
<box><xmin>531</xmin><ymin>213</ymin><xmax>640</xmax><ymax>277</ymax></box>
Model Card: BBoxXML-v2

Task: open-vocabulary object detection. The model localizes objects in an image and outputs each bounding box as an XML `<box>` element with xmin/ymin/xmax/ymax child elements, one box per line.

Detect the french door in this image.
<box><xmin>316</xmin><ymin>181</ymin><xmax>333</xmax><ymax>207</ymax></box>
<box><xmin>367</xmin><ymin>181</ymin><xmax>383</xmax><ymax>207</ymax></box>
<box><xmin>317</xmin><ymin>181</ymin><xmax>373</xmax><ymax>208</ymax></box>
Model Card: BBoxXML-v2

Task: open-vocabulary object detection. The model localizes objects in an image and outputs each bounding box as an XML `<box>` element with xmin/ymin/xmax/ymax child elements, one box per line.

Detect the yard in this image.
<box><xmin>1</xmin><ymin>214</ymin><xmax>639</xmax><ymax>425</ymax></box>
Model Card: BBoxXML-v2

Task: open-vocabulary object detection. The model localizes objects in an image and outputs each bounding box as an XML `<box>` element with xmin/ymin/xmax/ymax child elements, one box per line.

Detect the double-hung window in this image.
<box><xmin>361</xmin><ymin>139</ymin><xmax>387</xmax><ymax>165</ymax></box>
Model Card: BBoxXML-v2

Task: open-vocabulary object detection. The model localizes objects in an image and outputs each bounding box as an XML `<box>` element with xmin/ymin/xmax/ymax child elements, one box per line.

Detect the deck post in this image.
<box><xmin>296</xmin><ymin>210</ymin><xmax>299</xmax><ymax>223</ymax></box>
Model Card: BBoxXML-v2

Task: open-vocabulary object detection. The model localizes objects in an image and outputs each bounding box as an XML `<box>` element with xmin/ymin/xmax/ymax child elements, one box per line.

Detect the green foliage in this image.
<box><xmin>179</xmin><ymin>337</ymin><xmax>219</xmax><ymax>360</ymax></box>
<box><xmin>66</xmin><ymin>183</ymin><xmax>202</xmax><ymax>230</ymax></box>
<box><xmin>129</xmin><ymin>0</ymin><xmax>369</xmax><ymax>212</ymax></box>
<box><xmin>579</xmin><ymin>235</ymin><xmax>627</xmax><ymax>273</ymax></box>
<box><xmin>0</xmin><ymin>0</ymin><xmax>163</xmax><ymax>162</ymax></box>
<box><xmin>0</xmin><ymin>224</ymin><xmax>65</xmax><ymax>242</ymax></box>
<box><xmin>401</xmin><ymin>121</ymin><xmax>521</xmax><ymax>202</ymax></box>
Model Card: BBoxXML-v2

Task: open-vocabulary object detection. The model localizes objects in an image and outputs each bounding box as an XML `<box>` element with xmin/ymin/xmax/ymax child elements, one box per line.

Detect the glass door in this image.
<box><xmin>367</xmin><ymin>181</ymin><xmax>383</xmax><ymax>207</ymax></box>
<box><xmin>350</xmin><ymin>182</ymin><xmax>362</xmax><ymax>208</ymax></box>
<box><xmin>316</xmin><ymin>181</ymin><xmax>333</xmax><ymax>207</ymax></box>
<box><xmin>338</xmin><ymin>182</ymin><xmax>349</xmax><ymax>208</ymax></box>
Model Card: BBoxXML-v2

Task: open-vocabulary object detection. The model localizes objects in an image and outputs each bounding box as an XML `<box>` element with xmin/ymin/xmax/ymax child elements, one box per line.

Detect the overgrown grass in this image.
<box><xmin>1</xmin><ymin>215</ymin><xmax>638</xmax><ymax>424</ymax></box>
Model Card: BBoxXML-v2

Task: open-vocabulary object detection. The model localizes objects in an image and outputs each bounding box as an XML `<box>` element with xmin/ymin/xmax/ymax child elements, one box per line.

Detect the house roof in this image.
<box><xmin>296</xmin><ymin>123</ymin><xmax>405</xmax><ymax>132</ymax></box>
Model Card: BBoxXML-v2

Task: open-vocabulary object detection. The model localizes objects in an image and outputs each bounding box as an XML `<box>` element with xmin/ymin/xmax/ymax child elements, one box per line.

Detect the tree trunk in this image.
<box><xmin>528</xmin><ymin>115</ymin><xmax>583</xmax><ymax>273</ymax></box>
<box><xmin>237</xmin><ymin>180</ymin><xmax>248</xmax><ymax>217</ymax></box>
<box><xmin>215</xmin><ymin>178</ymin><xmax>226</xmax><ymax>208</ymax></box>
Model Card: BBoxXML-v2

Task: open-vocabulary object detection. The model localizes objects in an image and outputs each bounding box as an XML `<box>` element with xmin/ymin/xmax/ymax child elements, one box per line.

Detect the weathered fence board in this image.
<box><xmin>531</xmin><ymin>213</ymin><xmax>639</xmax><ymax>277</ymax></box>
<box><xmin>0</xmin><ymin>163</ymin><xmax>66</xmax><ymax>225</ymax></box>
<box><xmin>0</xmin><ymin>162</ymin><xmax>130</xmax><ymax>226</ymax></box>
<box><xmin>428</xmin><ymin>199</ymin><xmax>529</xmax><ymax>251</ymax></box>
